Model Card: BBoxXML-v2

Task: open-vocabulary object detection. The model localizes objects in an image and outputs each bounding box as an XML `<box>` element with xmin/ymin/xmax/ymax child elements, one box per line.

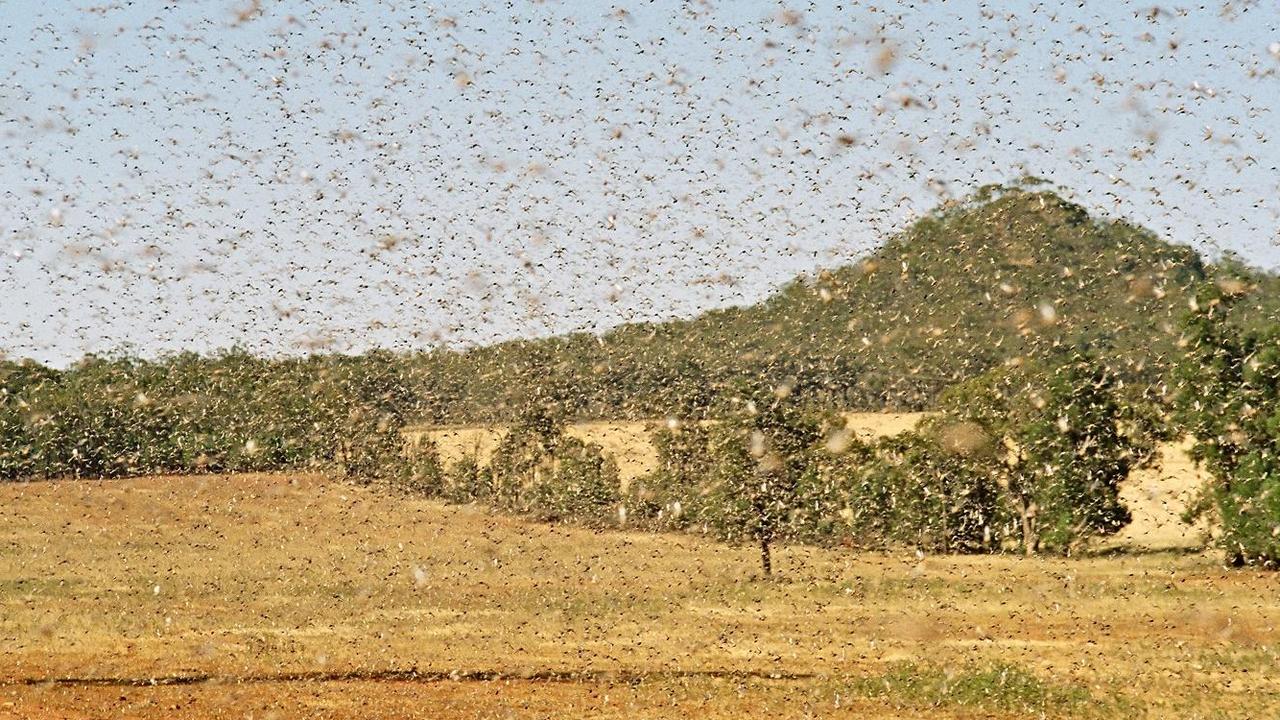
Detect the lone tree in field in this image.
<box><xmin>1173</xmin><ymin>281</ymin><xmax>1280</xmax><ymax>567</ymax></box>
<box><xmin>934</xmin><ymin>354</ymin><xmax>1152</xmax><ymax>555</ymax></box>
<box><xmin>707</xmin><ymin>387</ymin><xmax>819</xmax><ymax>576</ymax></box>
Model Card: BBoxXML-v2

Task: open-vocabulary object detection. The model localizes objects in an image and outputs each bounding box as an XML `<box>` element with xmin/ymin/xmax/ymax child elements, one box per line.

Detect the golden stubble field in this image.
<box><xmin>0</xmin><ymin>416</ymin><xmax>1272</xmax><ymax>719</ymax></box>
<box><xmin>404</xmin><ymin>413</ymin><xmax>928</xmax><ymax>487</ymax></box>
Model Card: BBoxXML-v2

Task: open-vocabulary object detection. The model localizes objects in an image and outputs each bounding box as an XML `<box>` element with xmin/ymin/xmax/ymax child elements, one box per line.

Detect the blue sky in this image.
<box><xmin>1</xmin><ymin>0</ymin><xmax>1277</xmax><ymax>365</ymax></box>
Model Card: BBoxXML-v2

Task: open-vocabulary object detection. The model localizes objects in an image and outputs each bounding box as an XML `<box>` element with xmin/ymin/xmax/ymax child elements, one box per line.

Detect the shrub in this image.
<box><xmin>488</xmin><ymin>405</ymin><xmax>621</xmax><ymax>526</ymax></box>
<box><xmin>489</xmin><ymin>405</ymin><xmax>562</xmax><ymax>513</ymax></box>
<box><xmin>800</xmin><ymin>433</ymin><xmax>891</xmax><ymax>548</ymax></box>
<box><xmin>626</xmin><ymin>421</ymin><xmax>714</xmax><ymax>531</ymax></box>
<box><xmin>526</xmin><ymin>437</ymin><xmax>620</xmax><ymax>527</ymax></box>
<box><xmin>444</xmin><ymin>454</ymin><xmax>493</xmax><ymax>503</ymax></box>
<box><xmin>400</xmin><ymin>438</ymin><xmax>446</xmax><ymax>496</ymax></box>
<box><xmin>859</xmin><ymin>430</ymin><xmax>1003</xmax><ymax>552</ymax></box>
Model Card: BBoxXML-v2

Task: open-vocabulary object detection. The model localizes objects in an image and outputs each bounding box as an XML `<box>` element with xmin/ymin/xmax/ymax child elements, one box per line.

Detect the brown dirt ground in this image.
<box><xmin>0</xmin><ymin>676</ymin><xmax>1073</xmax><ymax>720</ymax></box>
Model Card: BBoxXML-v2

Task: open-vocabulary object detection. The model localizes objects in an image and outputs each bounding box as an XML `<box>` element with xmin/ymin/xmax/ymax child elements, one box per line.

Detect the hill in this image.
<box><xmin>6</xmin><ymin>182</ymin><xmax>1275</xmax><ymax>442</ymax></box>
<box><xmin>410</xmin><ymin>182</ymin><xmax>1274</xmax><ymax>423</ymax></box>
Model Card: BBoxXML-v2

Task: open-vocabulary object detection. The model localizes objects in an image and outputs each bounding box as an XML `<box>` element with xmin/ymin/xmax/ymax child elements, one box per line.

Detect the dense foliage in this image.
<box><xmin>0</xmin><ymin>350</ymin><xmax>413</xmax><ymax>481</ymax></box>
<box><xmin>431</xmin><ymin>406</ymin><xmax>622</xmax><ymax>528</ymax></box>
<box><xmin>624</xmin><ymin>355</ymin><xmax>1151</xmax><ymax>560</ymax></box>
<box><xmin>927</xmin><ymin>356</ymin><xmax>1158</xmax><ymax>554</ymax></box>
<box><xmin>704</xmin><ymin>392</ymin><xmax>821</xmax><ymax>574</ymax></box>
<box><xmin>854</xmin><ymin>431</ymin><xmax>1002</xmax><ymax>553</ymax></box>
<box><xmin>623</xmin><ymin>391</ymin><xmax>825</xmax><ymax>574</ymax></box>
<box><xmin>1174</xmin><ymin>282</ymin><xmax>1280</xmax><ymax>567</ymax></box>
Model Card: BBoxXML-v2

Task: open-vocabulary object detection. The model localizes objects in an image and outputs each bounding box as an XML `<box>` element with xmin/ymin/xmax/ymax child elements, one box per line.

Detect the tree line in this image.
<box><xmin>413</xmin><ymin>352</ymin><xmax>1156</xmax><ymax>575</ymax></box>
<box><xmin>1</xmin><ymin>279</ymin><xmax>1278</xmax><ymax>570</ymax></box>
<box><xmin>400</xmin><ymin>280</ymin><xmax>1280</xmax><ymax>572</ymax></box>
<box><xmin>0</xmin><ymin>350</ymin><xmax>414</xmax><ymax>482</ymax></box>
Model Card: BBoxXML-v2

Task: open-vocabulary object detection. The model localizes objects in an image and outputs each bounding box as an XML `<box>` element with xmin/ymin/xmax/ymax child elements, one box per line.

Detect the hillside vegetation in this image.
<box><xmin>409</xmin><ymin>182</ymin><xmax>1276</xmax><ymax>423</ymax></box>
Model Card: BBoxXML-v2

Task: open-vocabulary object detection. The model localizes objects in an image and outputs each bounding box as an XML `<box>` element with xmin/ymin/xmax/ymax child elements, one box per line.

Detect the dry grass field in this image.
<box><xmin>404</xmin><ymin>413</ymin><xmax>929</xmax><ymax>487</ymax></box>
<box><xmin>0</xmin><ymin>455</ymin><xmax>1276</xmax><ymax>717</ymax></box>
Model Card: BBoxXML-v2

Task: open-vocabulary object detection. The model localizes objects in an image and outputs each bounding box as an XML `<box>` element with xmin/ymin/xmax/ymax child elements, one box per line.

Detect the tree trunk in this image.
<box><xmin>760</xmin><ymin>535</ymin><xmax>772</xmax><ymax>577</ymax></box>
<box><xmin>940</xmin><ymin>491</ymin><xmax>950</xmax><ymax>554</ymax></box>
<box><xmin>1020</xmin><ymin>500</ymin><xmax>1037</xmax><ymax>557</ymax></box>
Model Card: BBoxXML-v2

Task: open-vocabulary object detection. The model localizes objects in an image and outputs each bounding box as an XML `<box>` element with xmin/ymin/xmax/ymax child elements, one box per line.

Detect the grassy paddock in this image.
<box><xmin>0</xmin><ymin>472</ymin><xmax>1275</xmax><ymax>718</ymax></box>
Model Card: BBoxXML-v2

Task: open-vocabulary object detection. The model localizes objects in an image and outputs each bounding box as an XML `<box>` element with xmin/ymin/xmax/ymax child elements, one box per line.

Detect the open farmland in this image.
<box><xmin>1</xmin><ymin>464</ymin><xmax>1273</xmax><ymax>719</ymax></box>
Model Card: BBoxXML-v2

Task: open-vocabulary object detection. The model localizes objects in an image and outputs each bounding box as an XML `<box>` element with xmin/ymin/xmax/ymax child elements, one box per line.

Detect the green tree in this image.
<box><xmin>0</xmin><ymin>360</ymin><xmax>59</xmax><ymax>479</ymax></box>
<box><xmin>402</xmin><ymin>438</ymin><xmax>447</xmax><ymax>496</ymax></box>
<box><xmin>489</xmin><ymin>404</ymin><xmax>620</xmax><ymax>525</ymax></box>
<box><xmin>444</xmin><ymin>453</ymin><xmax>493</xmax><ymax>503</ymax></box>
<box><xmin>1173</xmin><ymin>282</ymin><xmax>1280</xmax><ymax>566</ymax></box>
<box><xmin>862</xmin><ymin>429</ymin><xmax>1003</xmax><ymax>553</ymax></box>
<box><xmin>707</xmin><ymin>390</ymin><xmax>820</xmax><ymax>576</ymax></box>
<box><xmin>490</xmin><ymin>404</ymin><xmax>563</xmax><ymax>512</ymax></box>
<box><xmin>627</xmin><ymin>420</ymin><xmax>714</xmax><ymax>530</ymax></box>
<box><xmin>527</xmin><ymin>436</ymin><xmax>621</xmax><ymax>528</ymax></box>
<box><xmin>935</xmin><ymin>355</ymin><xmax>1148</xmax><ymax>555</ymax></box>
